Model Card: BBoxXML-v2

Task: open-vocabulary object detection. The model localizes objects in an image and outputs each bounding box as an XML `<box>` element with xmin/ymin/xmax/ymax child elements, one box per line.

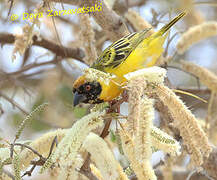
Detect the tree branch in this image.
<box><xmin>0</xmin><ymin>33</ymin><xmax>85</xmax><ymax>62</ymax></box>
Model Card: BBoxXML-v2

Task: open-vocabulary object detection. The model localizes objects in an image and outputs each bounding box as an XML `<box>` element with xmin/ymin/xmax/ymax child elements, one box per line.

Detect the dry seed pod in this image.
<box><xmin>187</xmin><ymin>9</ymin><xmax>205</xmax><ymax>25</ymax></box>
<box><xmin>50</xmin><ymin>111</ymin><xmax>104</xmax><ymax>170</ymax></box>
<box><xmin>180</xmin><ymin>60</ymin><xmax>217</xmax><ymax>93</ymax></box>
<box><xmin>150</xmin><ymin>126</ymin><xmax>181</xmax><ymax>156</ymax></box>
<box><xmin>178</xmin><ymin>0</ymin><xmax>204</xmax><ymax>26</ymax></box>
<box><xmin>0</xmin><ymin>172</ymin><xmax>11</xmax><ymax>180</ymax></box>
<box><xmin>125</xmin><ymin>9</ymin><xmax>154</xmax><ymax>36</ymax></box>
<box><xmin>177</xmin><ymin>21</ymin><xmax>217</xmax><ymax>54</ymax></box>
<box><xmin>57</xmin><ymin>154</ymin><xmax>84</xmax><ymax>180</ymax></box>
<box><xmin>90</xmin><ymin>164</ymin><xmax>104</xmax><ymax>180</ymax></box>
<box><xmin>83</xmin><ymin>133</ymin><xmax>124</xmax><ymax>180</ymax></box>
<box><xmin>124</xmin><ymin>66</ymin><xmax>166</xmax><ymax>84</ymax></box>
<box><xmin>119</xmin><ymin>128</ymin><xmax>157</xmax><ymax>180</ymax></box>
<box><xmin>135</xmin><ymin>97</ymin><xmax>154</xmax><ymax>163</ymax></box>
<box><xmin>12</xmin><ymin>155</ymin><xmax>21</xmax><ymax>180</ymax></box>
<box><xmin>19</xmin><ymin>129</ymin><xmax>67</xmax><ymax>170</ymax></box>
<box><xmin>79</xmin><ymin>14</ymin><xmax>97</xmax><ymax>65</ymax></box>
<box><xmin>156</xmin><ymin>85</ymin><xmax>212</xmax><ymax>166</ymax></box>
<box><xmin>126</xmin><ymin>77</ymin><xmax>146</xmax><ymax>136</ymax></box>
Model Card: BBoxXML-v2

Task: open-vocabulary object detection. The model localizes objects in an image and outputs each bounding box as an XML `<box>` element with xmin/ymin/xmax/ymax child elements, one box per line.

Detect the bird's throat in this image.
<box><xmin>98</xmin><ymin>77</ymin><xmax>124</xmax><ymax>102</ymax></box>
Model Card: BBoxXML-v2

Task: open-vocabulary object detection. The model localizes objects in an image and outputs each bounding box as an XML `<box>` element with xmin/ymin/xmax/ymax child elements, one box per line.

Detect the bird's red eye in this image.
<box><xmin>85</xmin><ymin>85</ymin><xmax>91</xmax><ymax>91</ymax></box>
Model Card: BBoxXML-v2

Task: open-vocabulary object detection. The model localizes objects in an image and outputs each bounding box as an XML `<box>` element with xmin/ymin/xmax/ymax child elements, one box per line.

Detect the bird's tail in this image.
<box><xmin>154</xmin><ymin>11</ymin><xmax>186</xmax><ymax>37</ymax></box>
<box><xmin>139</xmin><ymin>12</ymin><xmax>186</xmax><ymax>68</ymax></box>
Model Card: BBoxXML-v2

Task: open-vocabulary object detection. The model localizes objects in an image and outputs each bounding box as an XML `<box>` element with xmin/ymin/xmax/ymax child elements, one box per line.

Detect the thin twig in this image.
<box><xmin>13</xmin><ymin>143</ymin><xmax>45</xmax><ymax>159</ymax></box>
<box><xmin>47</xmin><ymin>2</ymin><xmax>67</xmax><ymax>58</ymax></box>
<box><xmin>48</xmin><ymin>136</ymin><xmax>58</xmax><ymax>158</ymax></box>
<box><xmin>163</xmin><ymin>32</ymin><xmax>179</xmax><ymax>57</ymax></box>
<box><xmin>22</xmin><ymin>47</ymin><xmax>31</xmax><ymax>67</ymax></box>
<box><xmin>8</xmin><ymin>57</ymin><xmax>60</xmax><ymax>76</ymax></box>
<box><xmin>79</xmin><ymin>156</ymin><xmax>99</xmax><ymax>180</ymax></box>
<box><xmin>0</xmin><ymin>91</ymin><xmax>28</xmax><ymax>115</ymax></box>
<box><xmin>7</xmin><ymin>0</ymin><xmax>14</xmax><ymax>18</ymax></box>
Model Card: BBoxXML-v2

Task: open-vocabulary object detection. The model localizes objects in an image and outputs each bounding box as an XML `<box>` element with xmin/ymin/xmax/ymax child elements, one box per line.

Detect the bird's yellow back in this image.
<box><xmin>97</xmin><ymin>12</ymin><xmax>186</xmax><ymax>101</ymax></box>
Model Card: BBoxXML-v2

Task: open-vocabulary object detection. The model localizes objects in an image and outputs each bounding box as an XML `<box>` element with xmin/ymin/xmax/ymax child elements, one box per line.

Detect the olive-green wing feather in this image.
<box><xmin>91</xmin><ymin>28</ymin><xmax>151</xmax><ymax>71</ymax></box>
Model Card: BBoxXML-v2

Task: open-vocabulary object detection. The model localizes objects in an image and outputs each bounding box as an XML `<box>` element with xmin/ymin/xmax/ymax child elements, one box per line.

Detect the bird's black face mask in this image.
<box><xmin>72</xmin><ymin>81</ymin><xmax>103</xmax><ymax>106</ymax></box>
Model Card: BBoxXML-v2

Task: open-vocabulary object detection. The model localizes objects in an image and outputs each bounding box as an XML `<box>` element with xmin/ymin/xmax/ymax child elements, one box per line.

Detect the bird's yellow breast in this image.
<box><xmin>99</xmin><ymin>35</ymin><xmax>166</xmax><ymax>101</ymax></box>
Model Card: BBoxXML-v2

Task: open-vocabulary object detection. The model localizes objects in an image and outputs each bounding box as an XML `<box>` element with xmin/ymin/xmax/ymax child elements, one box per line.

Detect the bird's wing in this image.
<box><xmin>91</xmin><ymin>28</ymin><xmax>151</xmax><ymax>71</ymax></box>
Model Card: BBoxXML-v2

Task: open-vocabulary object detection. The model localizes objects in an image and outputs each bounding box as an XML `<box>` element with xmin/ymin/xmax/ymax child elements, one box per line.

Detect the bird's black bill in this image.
<box><xmin>73</xmin><ymin>92</ymin><xmax>86</xmax><ymax>106</ymax></box>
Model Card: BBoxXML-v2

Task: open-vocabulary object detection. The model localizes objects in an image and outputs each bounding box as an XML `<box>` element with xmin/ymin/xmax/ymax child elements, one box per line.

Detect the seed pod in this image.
<box><xmin>177</xmin><ymin>21</ymin><xmax>217</xmax><ymax>54</ymax></box>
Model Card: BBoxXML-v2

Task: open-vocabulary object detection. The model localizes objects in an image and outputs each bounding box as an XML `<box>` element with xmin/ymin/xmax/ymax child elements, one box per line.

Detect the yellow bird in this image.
<box><xmin>73</xmin><ymin>12</ymin><xmax>186</xmax><ymax>106</ymax></box>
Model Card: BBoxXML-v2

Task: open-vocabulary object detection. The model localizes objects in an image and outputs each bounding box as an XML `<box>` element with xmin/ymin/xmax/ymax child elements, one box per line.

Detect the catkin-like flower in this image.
<box><xmin>161</xmin><ymin>157</ymin><xmax>173</xmax><ymax>180</ymax></box>
<box><xmin>177</xmin><ymin>21</ymin><xmax>217</xmax><ymax>54</ymax></box>
<box><xmin>156</xmin><ymin>85</ymin><xmax>212</xmax><ymax>166</ymax></box>
<box><xmin>127</xmin><ymin>77</ymin><xmax>146</xmax><ymax>136</ymax></box>
<box><xmin>125</xmin><ymin>9</ymin><xmax>154</xmax><ymax>36</ymax></box>
<box><xmin>207</xmin><ymin>92</ymin><xmax>217</xmax><ymax>144</ymax></box>
<box><xmin>0</xmin><ymin>146</ymin><xmax>21</xmax><ymax>165</ymax></box>
<box><xmin>0</xmin><ymin>158</ymin><xmax>12</xmax><ymax>176</ymax></box>
<box><xmin>90</xmin><ymin>164</ymin><xmax>104</xmax><ymax>180</ymax></box>
<box><xmin>125</xmin><ymin>67</ymin><xmax>166</xmax><ymax>137</ymax></box>
<box><xmin>117</xmin><ymin>163</ymin><xmax>129</xmax><ymax>180</ymax></box>
<box><xmin>12</xmin><ymin>154</ymin><xmax>21</xmax><ymax>180</ymax></box>
<box><xmin>119</xmin><ymin>128</ymin><xmax>145</xmax><ymax>179</ymax></box>
<box><xmin>40</xmin><ymin>153</ymin><xmax>54</xmax><ymax>174</ymax></box>
<box><xmin>12</xmin><ymin>24</ymin><xmax>34</xmax><ymax>61</ymax></box>
<box><xmin>51</xmin><ymin>111</ymin><xmax>104</xmax><ymax>170</ymax></box>
<box><xmin>57</xmin><ymin>154</ymin><xmax>84</xmax><ymax>180</ymax></box>
<box><xmin>12</xmin><ymin>4</ymin><xmax>44</xmax><ymax>61</ymax></box>
<box><xmin>83</xmin><ymin>132</ymin><xmax>122</xmax><ymax>180</ymax></box>
<box><xmin>0</xmin><ymin>172</ymin><xmax>11</xmax><ymax>180</ymax></box>
<box><xmin>124</xmin><ymin>66</ymin><xmax>167</xmax><ymax>85</ymax></box>
<box><xmin>142</xmin><ymin>161</ymin><xmax>157</xmax><ymax>180</ymax></box>
<box><xmin>135</xmin><ymin>97</ymin><xmax>153</xmax><ymax>163</ymax></box>
<box><xmin>180</xmin><ymin>60</ymin><xmax>217</xmax><ymax>93</ymax></box>
<box><xmin>0</xmin><ymin>149</ymin><xmax>12</xmax><ymax>163</ymax></box>
<box><xmin>119</xmin><ymin>128</ymin><xmax>157</xmax><ymax>180</ymax></box>
<box><xmin>151</xmin><ymin>126</ymin><xmax>181</xmax><ymax>156</ymax></box>
<box><xmin>40</xmin><ymin>112</ymin><xmax>104</xmax><ymax>175</ymax></box>
<box><xmin>178</xmin><ymin>0</ymin><xmax>204</xmax><ymax>25</ymax></box>
<box><xmin>124</xmin><ymin>167</ymin><xmax>133</xmax><ymax>176</ymax></box>
<box><xmin>187</xmin><ymin>9</ymin><xmax>205</xmax><ymax>25</ymax></box>
<box><xmin>79</xmin><ymin>14</ymin><xmax>97</xmax><ymax>65</ymax></box>
<box><xmin>19</xmin><ymin>129</ymin><xmax>67</xmax><ymax>170</ymax></box>
<box><xmin>15</xmin><ymin>102</ymin><xmax>49</xmax><ymax>141</ymax></box>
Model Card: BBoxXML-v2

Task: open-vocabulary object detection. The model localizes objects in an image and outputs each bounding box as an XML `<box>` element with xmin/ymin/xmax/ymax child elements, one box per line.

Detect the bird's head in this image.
<box><xmin>72</xmin><ymin>75</ymin><xmax>103</xmax><ymax>106</ymax></box>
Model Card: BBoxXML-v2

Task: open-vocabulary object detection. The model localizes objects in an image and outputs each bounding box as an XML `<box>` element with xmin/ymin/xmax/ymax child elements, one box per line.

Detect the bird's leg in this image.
<box><xmin>107</xmin><ymin>90</ymin><xmax>128</xmax><ymax>113</ymax></box>
<box><xmin>121</xmin><ymin>89</ymin><xmax>129</xmax><ymax>102</ymax></box>
<box><xmin>107</xmin><ymin>99</ymin><xmax>119</xmax><ymax>113</ymax></box>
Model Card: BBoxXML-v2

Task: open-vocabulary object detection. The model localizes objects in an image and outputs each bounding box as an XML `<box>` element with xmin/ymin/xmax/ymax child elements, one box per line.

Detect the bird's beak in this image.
<box><xmin>73</xmin><ymin>92</ymin><xmax>86</xmax><ymax>106</ymax></box>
